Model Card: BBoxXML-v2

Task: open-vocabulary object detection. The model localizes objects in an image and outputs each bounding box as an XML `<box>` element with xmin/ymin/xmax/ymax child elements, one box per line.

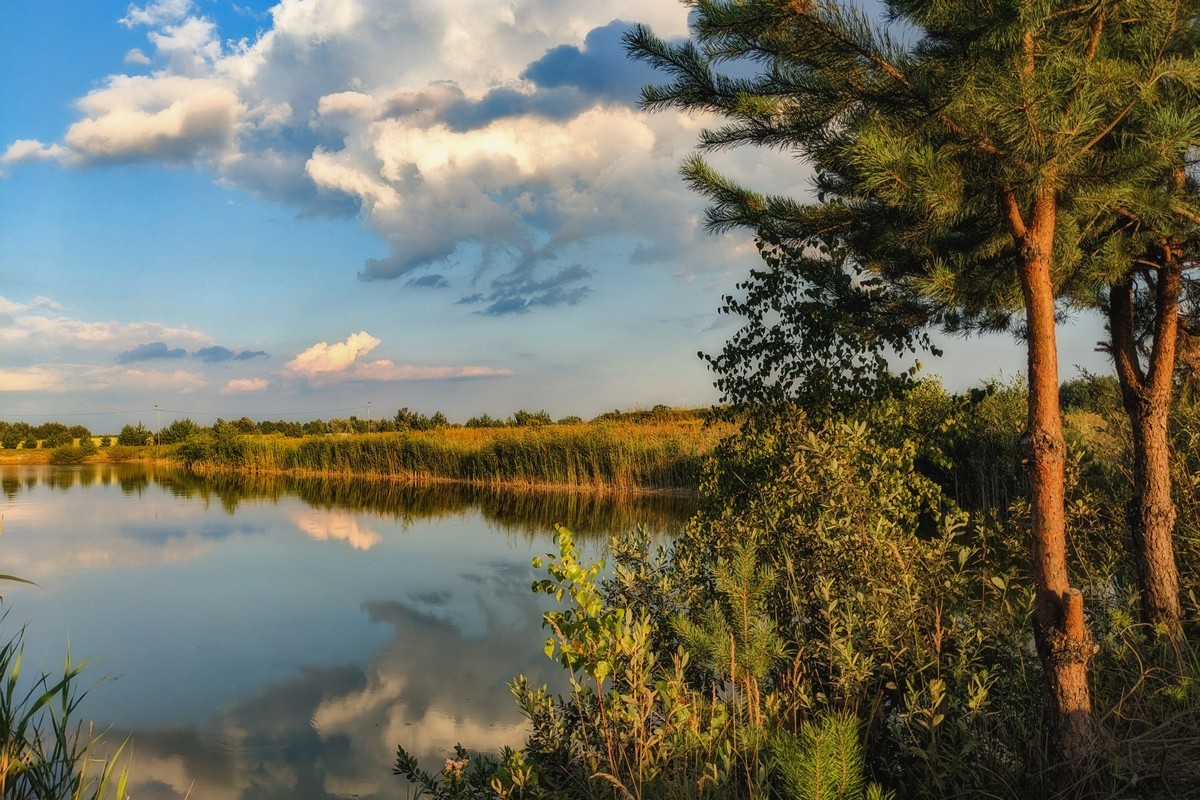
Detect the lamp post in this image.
<box><xmin>155</xmin><ymin>404</ymin><xmax>160</xmax><ymax>448</ymax></box>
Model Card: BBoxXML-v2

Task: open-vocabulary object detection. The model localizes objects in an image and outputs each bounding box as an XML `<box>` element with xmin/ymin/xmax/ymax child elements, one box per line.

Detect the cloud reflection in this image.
<box><xmin>113</xmin><ymin>568</ymin><xmax>564</xmax><ymax>799</ymax></box>
<box><xmin>290</xmin><ymin>508</ymin><xmax>382</xmax><ymax>551</ymax></box>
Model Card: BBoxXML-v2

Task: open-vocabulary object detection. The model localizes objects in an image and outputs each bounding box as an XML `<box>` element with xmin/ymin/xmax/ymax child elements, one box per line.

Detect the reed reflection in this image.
<box><xmin>2</xmin><ymin>465</ymin><xmax>695</xmax><ymax>540</ymax></box>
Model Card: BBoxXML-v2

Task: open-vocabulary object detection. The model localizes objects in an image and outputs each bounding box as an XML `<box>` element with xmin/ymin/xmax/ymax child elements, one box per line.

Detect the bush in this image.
<box><xmin>105</xmin><ymin>445</ymin><xmax>135</xmax><ymax>462</ymax></box>
<box><xmin>21</xmin><ymin>438</ymin><xmax>37</xmax><ymax>450</ymax></box>
<box><xmin>99</xmin><ymin>436</ymin><xmax>112</xmax><ymax>448</ymax></box>
<box><xmin>48</xmin><ymin>445</ymin><xmax>88</xmax><ymax>465</ymax></box>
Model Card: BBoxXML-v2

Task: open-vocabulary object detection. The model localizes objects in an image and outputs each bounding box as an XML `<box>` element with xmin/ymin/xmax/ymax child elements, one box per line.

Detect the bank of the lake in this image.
<box><xmin>11</xmin><ymin>419</ymin><xmax>734</xmax><ymax>494</ymax></box>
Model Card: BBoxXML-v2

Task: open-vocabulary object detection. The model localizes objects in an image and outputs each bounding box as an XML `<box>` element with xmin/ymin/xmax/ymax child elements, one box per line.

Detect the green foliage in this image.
<box><xmin>115</xmin><ymin>424</ymin><xmax>151</xmax><ymax>447</ymax></box>
<box><xmin>20</xmin><ymin>439</ymin><xmax>37</xmax><ymax>450</ymax></box>
<box><xmin>511</xmin><ymin>409</ymin><xmax>552</xmax><ymax>427</ymax></box>
<box><xmin>48</xmin><ymin>445</ymin><xmax>88</xmax><ymax>465</ymax></box>
<box><xmin>393</xmin><ymin>407</ymin><xmax>447</xmax><ymax>431</ymax></box>
<box><xmin>98</xmin><ymin>437</ymin><xmax>112</xmax><ymax>448</ymax></box>
<box><xmin>104</xmin><ymin>446</ymin><xmax>135</xmax><ymax>463</ymax></box>
<box><xmin>769</xmin><ymin>714</ymin><xmax>892</xmax><ymax>800</ymax></box>
<box><xmin>703</xmin><ymin>237</ymin><xmax>935</xmax><ymax>420</ymax></box>
<box><xmin>0</xmin><ymin>619</ymin><xmax>130</xmax><ymax>799</ymax></box>
<box><xmin>157</xmin><ymin>418</ymin><xmax>201</xmax><ymax>445</ymax></box>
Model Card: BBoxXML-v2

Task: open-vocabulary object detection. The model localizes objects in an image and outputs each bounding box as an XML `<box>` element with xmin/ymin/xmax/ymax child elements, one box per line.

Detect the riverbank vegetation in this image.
<box><xmin>0</xmin><ymin>408</ymin><xmax>728</xmax><ymax>493</ymax></box>
<box><xmin>395</xmin><ymin>377</ymin><xmax>1200</xmax><ymax>800</ymax></box>
<box><xmin>0</xmin><ymin>580</ymin><xmax>129</xmax><ymax>799</ymax></box>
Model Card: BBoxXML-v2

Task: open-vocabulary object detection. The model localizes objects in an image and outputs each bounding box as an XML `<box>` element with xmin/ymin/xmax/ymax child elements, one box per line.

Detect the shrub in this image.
<box><xmin>21</xmin><ymin>438</ymin><xmax>37</xmax><ymax>450</ymax></box>
<box><xmin>48</xmin><ymin>445</ymin><xmax>88</xmax><ymax>465</ymax></box>
<box><xmin>105</xmin><ymin>445</ymin><xmax>135</xmax><ymax>462</ymax></box>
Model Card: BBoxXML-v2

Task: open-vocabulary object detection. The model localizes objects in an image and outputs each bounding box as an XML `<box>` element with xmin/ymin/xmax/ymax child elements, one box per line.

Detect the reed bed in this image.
<box><xmin>179</xmin><ymin>419</ymin><xmax>732</xmax><ymax>493</ymax></box>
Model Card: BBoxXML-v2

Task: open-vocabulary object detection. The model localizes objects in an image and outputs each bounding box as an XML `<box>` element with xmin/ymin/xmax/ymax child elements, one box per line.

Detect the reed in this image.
<box><xmin>177</xmin><ymin>419</ymin><xmax>730</xmax><ymax>492</ymax></box>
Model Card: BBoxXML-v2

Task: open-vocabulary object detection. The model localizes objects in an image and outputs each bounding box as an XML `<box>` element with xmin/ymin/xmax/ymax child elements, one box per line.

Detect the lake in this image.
<box><xmin>0</xmin><ymin>464</ymin><xmax>694</xmax><ymax>799</ymax></box>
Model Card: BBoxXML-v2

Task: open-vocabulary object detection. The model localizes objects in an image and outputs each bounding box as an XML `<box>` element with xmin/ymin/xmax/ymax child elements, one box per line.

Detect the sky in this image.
<box><xmin>0</xmin><ymin>0</ymin><xmax>1113</xmax><ymax>431</ymax></box>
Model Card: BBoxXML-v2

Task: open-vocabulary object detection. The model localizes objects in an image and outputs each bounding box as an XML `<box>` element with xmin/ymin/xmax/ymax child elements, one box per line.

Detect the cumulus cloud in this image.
<box><xmin>4</xmin><ymin>0</ymin><xmax>731</xmax><ymax>312</ymax></box>
<box><xmin>117</xmin><ymin>341</ymin><xmax>188</xmax><ymax>363</ymax></box>
<box><xmin>124</xmin><ymin>48</ymin><xmax>152</xmax><ymax>65</ymax></box>
<box><xmin>285</xmin><ymin>331</ymin><xmax>511</xmax><ymax>385</ymax></box>
<box><xmin>221</xmin><ymin>377</ymin><xmax>269</xmax><ymax>393</ymax></box>
<box><xmin>63</xmin><ymin>75</ymin><xmax>245</xmax><ymax>164</ymax></box>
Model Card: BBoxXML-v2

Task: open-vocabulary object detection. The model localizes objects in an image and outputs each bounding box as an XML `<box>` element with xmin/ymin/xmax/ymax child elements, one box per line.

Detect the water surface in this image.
<box><xmin>0</xmin><ymin>464</ymin><xmax>692</xmax><ymax>799</ymax></box>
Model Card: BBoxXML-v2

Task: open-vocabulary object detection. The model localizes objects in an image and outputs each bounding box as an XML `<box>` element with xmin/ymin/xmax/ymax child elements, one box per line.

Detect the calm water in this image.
<box><xmin>0</xmin><ymin>464</ymin><xmax>693</xmax><ymax>799</ymax></box>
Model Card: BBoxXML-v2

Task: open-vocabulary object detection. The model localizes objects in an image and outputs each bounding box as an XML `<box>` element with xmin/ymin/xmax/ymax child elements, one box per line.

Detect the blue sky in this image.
<box><xmin>0</xmin><ymin>0</ymin><xmax>1111</xmax><ymax>430</ymax></box>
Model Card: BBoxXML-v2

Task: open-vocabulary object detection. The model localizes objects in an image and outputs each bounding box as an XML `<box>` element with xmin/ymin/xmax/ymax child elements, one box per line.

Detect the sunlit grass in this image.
<box><xmin>183</xmin><ymin>419</ymin><xmax>732</xmax><ymax>492</ymax></box>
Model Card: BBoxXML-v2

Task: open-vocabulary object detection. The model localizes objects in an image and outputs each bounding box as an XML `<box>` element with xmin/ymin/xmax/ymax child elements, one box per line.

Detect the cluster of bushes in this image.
<box><xmin>395</xmin><ymin>376</ymin><xmax>1200</xmax><ymax>800</ymax></box>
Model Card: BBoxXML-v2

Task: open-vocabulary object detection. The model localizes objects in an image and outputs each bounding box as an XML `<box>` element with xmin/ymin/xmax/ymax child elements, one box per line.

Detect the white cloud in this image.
<box><xmin>290</xmin><ymin>509</ymin><xmax>381</xmax><ymax>551</ymax></box>
<box><xmin>287</xmin><ymin>331</ymin><xmax>381</xmax><ymax>375</ymax></box>
<box><xmin>124</xmin><ymin>48</ymin><xmax>153</xmax><ymax>65</ymax></box>
<box><xmin>120</xmin><ymin>0</ymin><xmax>193</xmax><ymax>29</ymax></box>
<box><xmin>0</xmin><ymin>364</ymin><xmax>206</xmax><ymax>394</ymax></box>
<box><xmin>0</xmin><ymin>304</ymin><xmax>212</xmax><ymax>353</ymax></box>
<box><xmin>221</xmin><ymin>377</ymin><xmax>269</xmax><ymax>394</ymax></box>
<box><xmin>285</xmin><ymin>331</ymin><xmax>511</xmax><ymax>385</ymax></box>
<box><xmin>64</xmin><ymin>75</ymin><xmax>245</xmax><ymax>164</ymax></box>
<box><xmin>5</xmin><ymin>0</ymin><xmax>743</xmax><ymax>306</ymax></box>
<box><xmin>1</xmin><ymin>139</ymin><xmax>68</xmax><ymax>165</ymax></box>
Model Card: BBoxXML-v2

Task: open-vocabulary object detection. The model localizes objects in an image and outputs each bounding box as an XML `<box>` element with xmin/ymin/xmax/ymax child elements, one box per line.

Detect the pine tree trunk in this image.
<box><xmin>1010</xmin><ymin>191</ymin><xmax>1095</xmax><ymax>765</ymax></box>
<box><xmin>1109</xmin><ymin>269</ymin><xmax>1183</xmax><ymax>641</ymax></box>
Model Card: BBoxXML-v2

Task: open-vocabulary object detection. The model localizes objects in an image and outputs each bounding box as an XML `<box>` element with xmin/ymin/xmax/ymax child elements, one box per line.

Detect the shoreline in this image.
<box><xmin>1</xmin><ymin>452</ymin><xmax>702</xmax><ymax>496</ymax></box>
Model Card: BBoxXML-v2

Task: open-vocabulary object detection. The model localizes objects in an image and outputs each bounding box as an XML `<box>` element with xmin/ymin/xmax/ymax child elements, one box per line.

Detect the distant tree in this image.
<box><xmin>99</xmin><ymin>436</ymin><xmax>112</xmax><ymax>448</ymax></box>
<box><xmin>302</xmin><ymin>420</ymin><xmax>328</xmax><ymax>436</ymax></box>
<box><xmin>557</xmin><ymin>415</ymin><xmax>584</xmax><ymax>426</ymax></box>
<box><xmin>36</xmin><ymin>423</ymin><xmax>72</xmax><ymax>448</ymax></box>
<box><xmin>116</xmin><ymin>423</ymin><xmax>152</xmax><ymax>446</ymax></box>
<box><xmin>510</xmin><ymin>409</ymin><xmax>552</xmax><ymax>427</ymax></box>
<box><xmin>21</xmin><ymin>438</ymin><xmax>37</xmax><ymax>450</ymax></box>
<box><xmin>67</xmin><ymin>425</ymin><xmax>90</xmax><ymax>441</ymax></box>
<box><xmin>158</xmin><ymin>418</ymin><xmax>202</xmax><ymax>445</ymax></box>
<box><xmin>394</xmin><ymin>407</ymin><xmax>442</xmax><ymax>431</ymax></box>
<box><xmin>465</xmin><ymin>413</ymin><xmax>504</xmax><ymax>428</ymax></box>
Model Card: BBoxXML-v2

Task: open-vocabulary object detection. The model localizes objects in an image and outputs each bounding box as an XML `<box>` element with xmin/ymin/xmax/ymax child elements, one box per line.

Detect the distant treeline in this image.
<box><xmin>0</xmin><ymin>404</ymin><xmax>704</xmax><ymax>448</ymax></box>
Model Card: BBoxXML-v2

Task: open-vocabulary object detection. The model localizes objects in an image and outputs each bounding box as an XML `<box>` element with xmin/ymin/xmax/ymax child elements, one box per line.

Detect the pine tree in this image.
<box><xmin>628</xmin><ymin>0</ymin><xmax>1200</xmax><ymax>765</ymax></box>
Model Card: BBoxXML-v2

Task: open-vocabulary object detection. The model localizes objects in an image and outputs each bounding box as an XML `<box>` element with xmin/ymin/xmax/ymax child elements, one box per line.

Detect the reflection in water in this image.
<box><xmin>1</xmin><ymin>464</ymin><xmax>694</xmax><ymax>541</ymax></box>
<box><xmin>291</xmin><ymin>508</ymin><xmax>383</xmax><ymax>551</ymax></box>
<box><xmin>1</xmin><ymin>464</ymin><xmax>693</xmax><ymax>799</ymax></box>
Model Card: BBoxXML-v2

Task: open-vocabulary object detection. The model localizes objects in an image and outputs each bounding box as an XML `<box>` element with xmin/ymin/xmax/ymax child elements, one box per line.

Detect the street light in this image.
<box><xmin>155</xmin><ymin>404</ymin><xmax>160</xmax><ymax>447</ymax></box>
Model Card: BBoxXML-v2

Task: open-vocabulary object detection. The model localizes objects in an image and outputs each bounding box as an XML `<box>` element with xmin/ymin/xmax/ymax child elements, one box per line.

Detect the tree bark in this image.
<box><xmin>1008</xmin><ymin>189</ymin><xmax>1096</xmax><ymax>765</ymax></box>
<box><xmin>1109</xmin><ymin>265</ymin><xmax>1184</xmax><ymax>641</ymax></box>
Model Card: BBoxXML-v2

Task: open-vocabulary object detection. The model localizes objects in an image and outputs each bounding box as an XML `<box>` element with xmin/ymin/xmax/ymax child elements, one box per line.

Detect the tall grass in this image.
<box><xmin>0</xmin><ymin>613</ymin><xmax>129</xmax><ymax>800</ymax></box>
<box><xmin>178</xmin><ymin>420</ymin><xmax>730</xmax><ymax>492</ymax></box>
